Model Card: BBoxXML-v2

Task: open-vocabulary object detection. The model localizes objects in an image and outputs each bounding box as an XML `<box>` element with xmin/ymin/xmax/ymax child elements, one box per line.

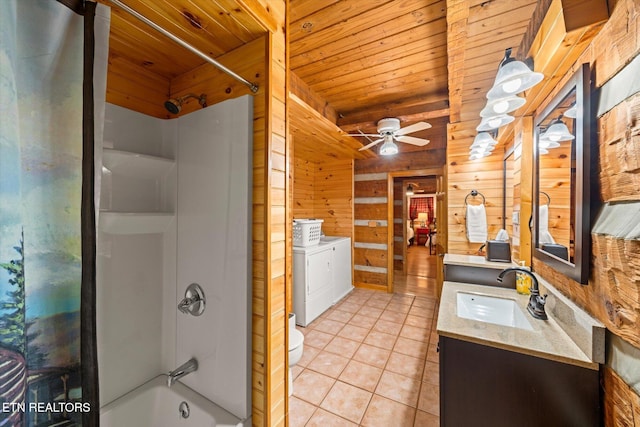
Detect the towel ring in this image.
<box><xmin>540</xmin><ymin>191</ymin><xmax>551</xmax><ymax>206</ymax></box>
<box><xmin>464</xmin><ymin>189</ymin><xmax>485</xmax><ymax>206</ymax></box>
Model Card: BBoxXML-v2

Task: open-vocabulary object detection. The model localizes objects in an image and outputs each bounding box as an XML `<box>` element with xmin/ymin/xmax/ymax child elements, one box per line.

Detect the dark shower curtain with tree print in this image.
<box><xmin>0</xmin><ymin>1</ymin><xmax>99</xmax><ymax>425</ymax></box>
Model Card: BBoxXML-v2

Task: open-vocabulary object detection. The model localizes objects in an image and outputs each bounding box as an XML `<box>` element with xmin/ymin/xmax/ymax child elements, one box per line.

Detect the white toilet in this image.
<box><xmin>288</xmin><ymin>313</ymin><xmax>304</xmax><ymax>396</ymax></box>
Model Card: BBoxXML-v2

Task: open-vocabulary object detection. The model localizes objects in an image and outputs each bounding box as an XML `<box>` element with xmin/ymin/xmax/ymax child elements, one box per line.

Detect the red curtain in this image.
<box><xmin>409</xmin><ymin>197</ymin><xmax>434</xmax><ymax>222</ymax></box>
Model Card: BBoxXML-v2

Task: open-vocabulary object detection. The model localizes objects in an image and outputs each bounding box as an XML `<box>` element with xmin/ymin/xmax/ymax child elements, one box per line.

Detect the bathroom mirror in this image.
<box><xmin>533</xmin><ymin>63</ymin><xmax>592</xmax><ymax>284</ymax></box>
<box><xmin>502</xmin><ymin>147</ymin><xmax>516</xmax><ymax>256</ymax></box>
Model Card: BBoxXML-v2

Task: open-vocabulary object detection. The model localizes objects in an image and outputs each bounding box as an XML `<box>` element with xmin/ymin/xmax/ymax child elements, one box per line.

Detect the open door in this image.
<box><xmin>435</xmin><ymin>173</ymin><xmax>448</xmax><ymax>297</ymax></box>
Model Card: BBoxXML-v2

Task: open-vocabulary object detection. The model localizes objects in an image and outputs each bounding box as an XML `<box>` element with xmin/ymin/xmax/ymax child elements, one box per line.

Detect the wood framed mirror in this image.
<box><xmin>533</xmin><ymin>63</ymin><xmax>592</xmax><ymax>284</ymax></box>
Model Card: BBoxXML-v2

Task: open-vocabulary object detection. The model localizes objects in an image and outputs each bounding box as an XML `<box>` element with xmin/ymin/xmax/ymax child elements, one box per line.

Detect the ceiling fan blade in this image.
<box><xmin>358</xmin><ymin>138</ymin><xmax>384</xmax><ymax>151</ymax></box>
<box><xmin>347</xmin><ymin>133</ymin><xmax>381</xmax><ymax>137</ymax></box>
<box><xmin>395</xmin><ymin>135</ymin><xmax>430</xmax><ymax>146</ymax></box>
<box><xmin>396</xmin><ymin>121</ymin><xmax>432</xmax><ymax>135</ymax></box>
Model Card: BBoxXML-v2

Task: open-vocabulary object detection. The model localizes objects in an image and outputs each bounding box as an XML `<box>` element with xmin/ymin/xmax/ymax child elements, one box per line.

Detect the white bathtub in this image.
<box><xmin>100</xmin><ymin>375</ymin><xmax>247</xmax><ymax>427</ymax></box>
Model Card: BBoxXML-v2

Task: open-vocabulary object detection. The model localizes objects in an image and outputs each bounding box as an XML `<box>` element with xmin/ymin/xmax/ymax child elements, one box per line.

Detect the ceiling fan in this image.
<box><xmin>349</xmin><ymin>118</ymin><xmax>431</xmax><ymax>155</ymax></box>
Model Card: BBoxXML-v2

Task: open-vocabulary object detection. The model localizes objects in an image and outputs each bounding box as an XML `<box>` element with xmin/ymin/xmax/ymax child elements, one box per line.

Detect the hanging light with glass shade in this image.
<box><xmin>487</xmin><ymin>48</ymin><xmax>544</xmax><ymax>100</ymax></box>
<box><xmin>541</xmin><ymin>116</ymin><xmax>575</xmax><ymax>142</ymax></box>
<box><xmin>476</xmin><ymin>114</ymin><xmax>515</xmax><ymax>131</ymax></box>
<box><xmin>480</xmin><ymin>95</ymin><xmax>526</xmax><ymax>117</ymax></box>
<box><xmin>469</xmin><ymin>132</ymin><xmax>497</xmax><ymax>159</ymax></box>
<box><xmin>406</xmin><ymin>184</ymin><xmax>414</xmax><ymax>196</ymax></box>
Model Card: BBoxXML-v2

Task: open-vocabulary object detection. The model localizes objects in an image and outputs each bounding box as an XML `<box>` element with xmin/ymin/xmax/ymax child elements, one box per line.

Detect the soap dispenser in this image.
<box><xmin>515</xmin><ymin>260</ymin><xmax>531</xmax><ymax>295</ymax></box>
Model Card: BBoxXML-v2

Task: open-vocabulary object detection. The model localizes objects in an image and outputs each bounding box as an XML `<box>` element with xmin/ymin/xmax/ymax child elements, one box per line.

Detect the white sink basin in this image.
<box><xmin>456</xmin><ymin>292</ymin><xmax>533</xmax><ymax>331</ymax></box>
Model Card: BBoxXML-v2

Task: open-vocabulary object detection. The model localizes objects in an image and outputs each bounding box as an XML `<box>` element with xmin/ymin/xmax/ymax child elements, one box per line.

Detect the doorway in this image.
<box><xmin>387</xmin><ymin>169</ymin><xmax>444</xmax><ymax>298</ymax></box>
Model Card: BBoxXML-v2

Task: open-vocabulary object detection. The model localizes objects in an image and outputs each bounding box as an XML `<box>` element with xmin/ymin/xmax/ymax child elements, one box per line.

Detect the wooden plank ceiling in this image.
<box><xmin>101</xmin><ymin>0</ymin><xmax>541</xmax><ymax>158</ymax></box>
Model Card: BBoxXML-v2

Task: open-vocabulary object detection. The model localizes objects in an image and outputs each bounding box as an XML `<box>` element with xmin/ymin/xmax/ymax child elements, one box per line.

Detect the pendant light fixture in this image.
<box><xmin>542</xmin><ymin>116</ymin><xmax>574</xmax><ymax>142</ymax></box>
<box><xmin>487</xmin><ymin>48</ymin><xmax>544</xmax><ymax>100</ymax></box>
<box><xmin>476</xmin><ymin>114</ymin><xmax>515</xmax><ymax>131</ymax></box>
<box><xmin>480</xmin><ymin>95</ymin><xmax>526</xmax><ymax>117</ymax></box>
<box><xmin>406</xmin><ymin>184</ymin><xmax>414</xmax><ymax>196</ymax></box>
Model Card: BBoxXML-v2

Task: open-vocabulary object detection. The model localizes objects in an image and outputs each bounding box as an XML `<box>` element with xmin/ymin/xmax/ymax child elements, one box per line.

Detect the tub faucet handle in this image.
<box><xmin>178</xmin><ymin>283</ymin><xmax>206</xmax><ymax>316</ymax></box>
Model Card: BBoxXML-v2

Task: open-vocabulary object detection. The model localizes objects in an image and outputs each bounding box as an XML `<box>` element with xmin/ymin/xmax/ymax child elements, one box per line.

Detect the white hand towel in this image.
<box><xmin>539</xmin><ymin>204</ymin><xmax>556</xmax><ymax>244</ymax></box>
<box><xmin>466</xmin><ymin>204</ymin><xmax>487</xmax><ymax>243</ymax></box>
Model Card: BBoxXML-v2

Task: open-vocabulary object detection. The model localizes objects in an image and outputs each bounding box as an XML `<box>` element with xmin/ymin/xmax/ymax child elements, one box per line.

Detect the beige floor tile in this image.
<box><xmin>378</xmin><ymin>309</ymin><xmax>408</xmax><ymax>324</ymax></box>
<box><xmin>405</xmin><ymin>314</ymin><xmax>432</xmax><ymax>329</ymax></box>
<box><xmin>392</xmin><ymin>294</ymin><xmax>415</xmax><ymax>305</ymax></box>
<box><xmin>292</xmin><ymin>364</ymin><xmax>304</xmax><ymax>381</ymax></box>
<box><xmin>375</xmin><ymin>370</ymin><xmax>421</xmax><ymax>407</ymax></box>
<box><xmin>369</xmin><ymin>293</ymin><xmax>394</xmax><ymax>303</ymax></box>
<box><xmin>292</xmin><ymin>369</ymin><xmax>335</xmax><ymax>405</ymax></box>
<box><xmin>368</xmin><ymin>298</ymin><xmax>390</xmax><ymax>309</ymax></box>
<box><xmin>337</xmin><ymin>301</ymin><xmax>363</xmax><ymax>314</ymax></box>
<box><xmin>304</xmin><ymin>329</ymin><xmax>334</xmax><ymax>350</ymax></box>
<box><xmin>361</xmin><ymin>394</ymin><xmax>416</xmax><ymax>427</ymax></box>
<box><xmin>373</xmin><ymin>319</ymin><xmax>403</xmax><ymax>336</ymax></box>
<box><xmin>353</xmin><ymin>343</ymin><xmax>392</xmax><ymax>369</ymax></box>
<box><xmin>349</xmin><ymin>313</ymin><xmax>378</xmax><ymax>329</ymax></box>
<box><xmin>422</xmin><ymin>361</ymin><xmax>439</xmax><ymax>385</ymax></box>
<box><xmin>386</xmin><ymin>302</ymin><xmax>412</xmax><ymax>314</ymax></box>
<box><xmin>393</xmin><ymin>336</ymin><xmax>428</xmax><ymax>360</ymax></box>
<box><xmin>338</xmin><ymin>359</ymin><xmax>383</xmax><ymax>392</ymax></box>
<box><xmin>400</xmin><ymin>324</ymin><xmax>431</xmax><ymax>342</ymax></box>
<box><xmin>313</xmin><ymin>318</ymin><xmax>346</xmax><ymax>335</ymax></box>
<box><xmin>412</xmin><ymin>297</ymin><xmax>437</xmax><ymax>310</ymax></box>
<box><xmin>288</xmin><ymin>396</ymin><xmax>317</xmax><ymax>427</ymax></box>
<box><xmin>426</xmin><ymin>343</ymin><xmax>439</xmax><ymax>363</ymax></box>
<box><xmin>320</xmin><ymin>381</ymin><xmax>372</xmax><ymax>424</ymax></box>
<box><xmin>364</xmin><ymin>330</ymin><xmax>397</xmax><ymax>350</ymax></box>
<box><xmin>337</xmin><ymin>324</ymin><xmax>370</xmax><ymax>342</ymax></box>
<box><xmin>418</xmin><ymin>382</ymin><xmax>440</xmax><ymax>416</ymax></box>
<box><xmin>414</xmin><ymin>410</ymin><xmax>439</xmax><ymax>427</ymax></box>
<box><xmin>409</xmin><ymin>305</ymin><xmax>435</xmax><ymax>319</ymax></box>
<box><xmin>297</xmin><ymin>345</ymin><xmax>320</xmax><ymax>368</ymax></box>
<box><xmin>305</xmin><ymin>408</ymin><xmax>357</xmax><ymax>427</ymax></box>
<box><xmin>326</xmin><ymin>308</ymin><xmax>355</xmax><ymax>323</ymax></box>
<box><xmin>307</xmin><ymin>350</ymin><xmax>350</xmax><ymax>378</ymax></box>
<box><xmin>385</xmin><ymin>352</ymin><xmax>425</xmax><ymax>380</ymax></box>
<box><xmin>324</xmin><ymin>336</ymin><xmax>361</xmax><ymax>359</ymax></box>
<box><xmin>358</xmin><ymin>305</ymin><xmax>384</xmax><ymax>319</ymax></box>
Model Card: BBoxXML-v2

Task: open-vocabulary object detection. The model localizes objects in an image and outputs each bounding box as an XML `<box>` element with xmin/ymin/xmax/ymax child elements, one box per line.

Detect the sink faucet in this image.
<box><xmin>497</xmin><ymin>268</ymin><xmax>548</xmax><ymax>320</ymax></box>
<box><xmin>167</xmin><ymin>358</ymin><xmax>198</xmax><ymax>387</ymax></box>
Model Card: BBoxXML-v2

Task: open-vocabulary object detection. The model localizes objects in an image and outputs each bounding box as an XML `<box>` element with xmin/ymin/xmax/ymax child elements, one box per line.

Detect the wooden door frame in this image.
<box><xmin>387</xmin><ymin>167</ymin><xmax>443</xmax><ymax>293</ymax></box>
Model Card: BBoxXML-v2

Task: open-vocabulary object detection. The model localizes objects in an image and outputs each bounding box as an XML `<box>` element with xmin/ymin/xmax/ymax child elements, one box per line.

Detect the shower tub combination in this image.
<box><xmin>100</xmin><ymin>376</ymin><xmax>246</xmax><ymax>427</ymax></box>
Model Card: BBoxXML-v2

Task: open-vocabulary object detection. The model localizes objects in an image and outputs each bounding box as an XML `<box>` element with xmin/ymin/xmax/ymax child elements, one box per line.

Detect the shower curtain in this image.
<box><xmin>0</xmin><ymin>1</ymin><xmax>107</xmax><ymax>425</ymax></box>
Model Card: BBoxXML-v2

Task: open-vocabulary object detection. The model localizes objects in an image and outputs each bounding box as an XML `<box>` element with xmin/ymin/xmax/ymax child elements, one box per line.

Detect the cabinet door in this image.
<box><xmin>308</xmin><ymin>247</ymin><xmax>333</xmax><ymax>297</ymax></box>
<box><xmin>332</xmin><ymin>238</ymin><xmax>353</xmax><ymax>303</ymax></box>
<box><xmin>305</xmin><ymin>248</ymin><xmax>334</xmax><ymax>323</ymax></box>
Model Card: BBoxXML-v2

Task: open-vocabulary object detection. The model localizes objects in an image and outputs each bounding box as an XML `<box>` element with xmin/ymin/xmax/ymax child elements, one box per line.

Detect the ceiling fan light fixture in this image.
<box><xmin>379</xmin><ymin>136</ymin><xmax>398</xmax><ymax>155</ymax></box>
<box><xmin>476</xmin><ymin>114</ymin><xmax>514</xmax><ymax>131</ymax></box>
<box><xmin>487</xmin><ymin>49</ymin><xmax>544</xmax><ymax>100</ymax></box>
<box><xmin>480</xmin><ymin>95</ymin><xmax>526</xmax><ymax>117</ymax></box>
<box><xmin>406</xmin><ymin>184</ymin><xmax>414</xmax><ymax>196</ymax></box>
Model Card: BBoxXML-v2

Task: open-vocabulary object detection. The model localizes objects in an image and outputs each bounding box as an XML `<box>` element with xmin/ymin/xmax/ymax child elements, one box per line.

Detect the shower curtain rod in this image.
<box><xmin>108</xmin><ymin>0</ymin><xmax>259</xmax><ymax>94</ymax></box>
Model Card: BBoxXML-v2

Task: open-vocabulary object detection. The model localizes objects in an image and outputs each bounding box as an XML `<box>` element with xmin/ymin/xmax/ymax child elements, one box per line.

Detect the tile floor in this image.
<box><xmin>289</xmin><ymin>288</ymin><xmax>440</xmax><ymax>426</ymax></box>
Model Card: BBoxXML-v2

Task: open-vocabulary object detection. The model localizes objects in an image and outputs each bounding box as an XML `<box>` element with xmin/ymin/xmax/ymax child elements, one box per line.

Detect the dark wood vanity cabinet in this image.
<box><xmin>439</xmin><ymin>336</ymin><xmax>601</xmax><ymax>427</ymax></box>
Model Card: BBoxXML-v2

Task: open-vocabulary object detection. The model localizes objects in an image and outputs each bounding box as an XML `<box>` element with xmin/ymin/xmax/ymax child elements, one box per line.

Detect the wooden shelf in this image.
<box><xmin>100</xmin><ymin>211</ymin><xmax>174</xmax><ymax>235</ymax></box>
<box><xmin>102</xmin><ymin>149</ymin><xmax>174</xmax><ymax>179</ymax></box>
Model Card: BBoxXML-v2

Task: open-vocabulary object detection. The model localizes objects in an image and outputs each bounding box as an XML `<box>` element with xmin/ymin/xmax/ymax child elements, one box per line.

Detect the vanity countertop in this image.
<box><xmin>437</xmin><ymin>281</ymin><xmax>604</xmax><ymax>370</ymax></box>
<box><xmin>443</xmin><ymin>253</ymin><xmax>517</xmax><ymax>270</ymax></box>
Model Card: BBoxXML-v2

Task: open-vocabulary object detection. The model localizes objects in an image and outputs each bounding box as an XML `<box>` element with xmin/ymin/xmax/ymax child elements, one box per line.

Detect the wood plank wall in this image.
<box><xmin>354</xmin><ymin>150</ymin><xmax>446</xmax><ymax>290</ymax></box>
<box><xmin>451</xmin><ymin>0</ymin><xmax>640</xmax><ymax>424</ymax></box>
<box><xmin>393</xmin><ymin>180</ymin><xmax>404</xmax><ymax>271</ymax></box>
<box><xmin>291</xmin><ymin>153</ymin><xmax>355</xmax><ymax>313</ymax></box>
<box><xmin>532</xmin><ymin>1</ymin><xmax>640</xmax><ymax>420</ymax></box>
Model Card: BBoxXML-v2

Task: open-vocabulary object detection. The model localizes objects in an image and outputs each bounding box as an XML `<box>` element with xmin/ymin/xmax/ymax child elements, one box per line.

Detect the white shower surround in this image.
<box><xmin>97</xmin><ymin>96</ymin><xmax>252</xmax><ymax>422</ymax></box>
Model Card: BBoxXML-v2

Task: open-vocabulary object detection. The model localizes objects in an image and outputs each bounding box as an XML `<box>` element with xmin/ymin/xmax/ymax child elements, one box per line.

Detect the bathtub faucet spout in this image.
<box><xmin>167</xmin><ymin>358</ymin><xmax>198</xmax><ymax>387</ymax></box>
